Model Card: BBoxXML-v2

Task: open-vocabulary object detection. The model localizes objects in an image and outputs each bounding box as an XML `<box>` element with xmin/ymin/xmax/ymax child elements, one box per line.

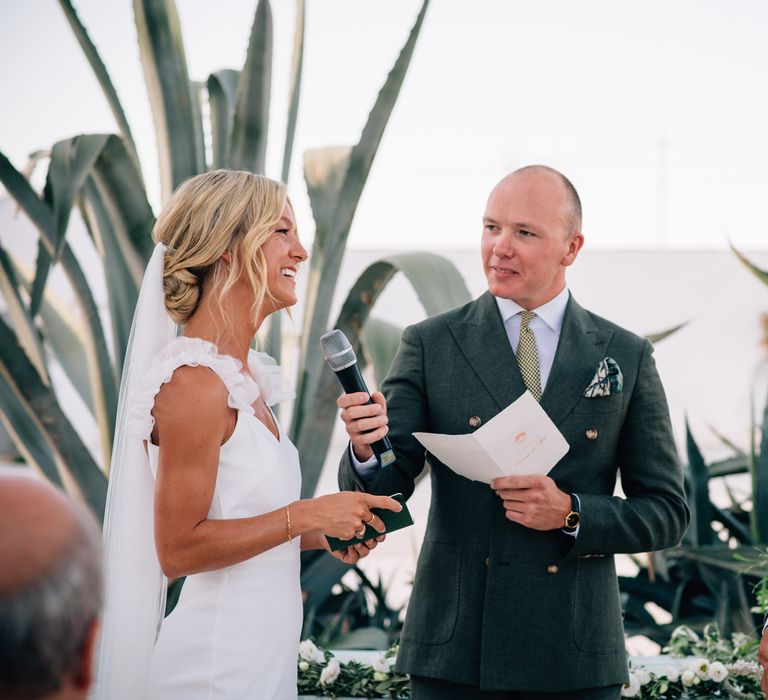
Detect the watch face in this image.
<box><xmin>565</xmin><ymin>512</ymin><xmax>580</xmax><ymax>528</ymax></box>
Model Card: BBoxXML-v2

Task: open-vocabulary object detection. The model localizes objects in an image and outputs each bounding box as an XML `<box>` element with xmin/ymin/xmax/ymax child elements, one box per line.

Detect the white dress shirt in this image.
<box><xmin>350</xmin><ymin>286</ymin><xmax>579</xmax><ymax>535</ymax></box>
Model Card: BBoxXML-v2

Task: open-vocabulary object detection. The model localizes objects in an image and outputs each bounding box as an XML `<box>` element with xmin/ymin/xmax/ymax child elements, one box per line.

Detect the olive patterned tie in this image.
<box><xmin>517</xmin><ymin>311</ymin><xmax>542</xmax><ymax>401</ymax></box>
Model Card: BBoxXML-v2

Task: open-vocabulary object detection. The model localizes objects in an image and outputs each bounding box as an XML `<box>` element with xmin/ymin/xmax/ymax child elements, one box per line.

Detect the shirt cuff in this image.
<box><xmin>350</xmin><ymin>444</ymin><xmax>378</xmax><ymax>482</ymax></box>
<box><xmin>562</xmin><ymin>493</ymin><xmax>581</xmax><ymax>537</ymax></box>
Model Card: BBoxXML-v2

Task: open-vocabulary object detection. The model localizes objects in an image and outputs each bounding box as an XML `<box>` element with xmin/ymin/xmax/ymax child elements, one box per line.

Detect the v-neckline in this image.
<box><xmin>250</xmin><ymin>402</ymin><xmax>281</xmax><ymax>443</ymax></box>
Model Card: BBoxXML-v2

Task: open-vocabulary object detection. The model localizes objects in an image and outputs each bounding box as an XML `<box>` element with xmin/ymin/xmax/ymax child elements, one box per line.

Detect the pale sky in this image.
<box><xmin>2</xmin><ymin>0</ymin><xmax>768</xmax><ymax>251</ymax></box>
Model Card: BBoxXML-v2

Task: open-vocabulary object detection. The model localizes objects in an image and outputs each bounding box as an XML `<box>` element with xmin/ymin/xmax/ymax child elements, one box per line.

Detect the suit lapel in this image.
<box><xmin>540</xmin><ymin>295</ymin><xmax>614</xmax><ymax>426</ymax></box>
<box><xmin>447</xmin><ymin>292</ymin><xmax>526</xmax><ymax>411</ymax></box>
<box><xmin>447</xmin><ymin>292</ymin><xmax>614</xmax><ymax>426</ymax></box>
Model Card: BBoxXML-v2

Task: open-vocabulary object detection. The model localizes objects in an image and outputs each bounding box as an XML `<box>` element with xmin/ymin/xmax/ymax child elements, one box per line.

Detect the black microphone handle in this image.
<box><xmin>334</xmin><ymin>364</ymin><xmax>396</xmax><ymax>467</ymax></box>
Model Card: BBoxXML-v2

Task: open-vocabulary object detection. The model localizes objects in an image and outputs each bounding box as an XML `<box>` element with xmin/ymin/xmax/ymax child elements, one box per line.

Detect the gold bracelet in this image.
<box><xmin>286</xmin><ymin>505</ymin><xmax>292</xmax><ymax>543</ymax></box>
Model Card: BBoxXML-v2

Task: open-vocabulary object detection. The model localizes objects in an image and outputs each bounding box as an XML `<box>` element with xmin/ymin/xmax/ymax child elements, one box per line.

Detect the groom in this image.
<box><xmin>337</xmin><ymin>165</ymin><xmax>689</xmax><ymax>698</ymax></box>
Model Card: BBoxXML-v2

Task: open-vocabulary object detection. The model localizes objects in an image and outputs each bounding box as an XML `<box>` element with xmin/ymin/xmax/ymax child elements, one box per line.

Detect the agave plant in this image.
<box><xmin>0</xmin><ymin>0</ymin><xmax>474</xmax><ymax>531</ymax></box>
<box><xmin>618</xmin><ymin>247</ymin><xmax>768</xmax><ymax>643</ymax></box>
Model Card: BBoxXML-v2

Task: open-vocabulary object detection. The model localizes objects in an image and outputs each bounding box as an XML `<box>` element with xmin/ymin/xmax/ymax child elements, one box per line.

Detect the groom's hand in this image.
<box><xmin>490</xmin><ymin>475</ymin><xmax>571</xmax><ymax>531</ymax></box>
<box><xmin>337</xmin><ymin>391</ymin><xmax>389</xmax><ymax>462</ymax></box>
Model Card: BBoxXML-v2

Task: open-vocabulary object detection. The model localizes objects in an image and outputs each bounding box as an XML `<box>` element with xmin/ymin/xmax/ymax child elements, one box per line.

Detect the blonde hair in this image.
<box><xmin>153</xmin><ymin>170</ymin><xmax>288</xmax><ymax>326</ymax></box>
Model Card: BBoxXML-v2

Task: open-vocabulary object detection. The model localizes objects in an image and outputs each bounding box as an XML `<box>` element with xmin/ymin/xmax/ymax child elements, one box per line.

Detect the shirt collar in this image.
<box><xmin>494</xmin><ymin>287</ymin><xmax>570</xmax><ymax>335</ymax></box>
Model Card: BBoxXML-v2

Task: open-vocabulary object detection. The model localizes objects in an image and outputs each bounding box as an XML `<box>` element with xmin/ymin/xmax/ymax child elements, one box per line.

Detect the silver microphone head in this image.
<box><xmin>320</xmin><ymin>329</ymin><xmax>357</xmax><ymax>371</ymax></box>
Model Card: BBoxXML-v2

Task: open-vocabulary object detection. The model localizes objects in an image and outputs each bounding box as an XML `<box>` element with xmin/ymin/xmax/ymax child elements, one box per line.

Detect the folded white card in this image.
<box><xmin>412</xmin><ymin>391</ymin><xmax>570</xmax><ymax>484</ymax></box>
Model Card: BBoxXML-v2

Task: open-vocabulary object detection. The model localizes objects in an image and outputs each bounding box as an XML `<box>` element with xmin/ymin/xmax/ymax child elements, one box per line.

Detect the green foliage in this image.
<box><xmin>620</xmin><ymin>247</ymin><xmax>768</xmax><ymax>646</ymax></box>
<box><xmin>297</xmin><ymin>642</ymin><xmax>408</xmax><ymax>698</ymax></box>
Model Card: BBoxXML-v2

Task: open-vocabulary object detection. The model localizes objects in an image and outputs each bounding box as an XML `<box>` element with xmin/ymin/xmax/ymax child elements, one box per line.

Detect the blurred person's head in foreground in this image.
<box><xmin>0</xmin><ymin>471</ymin><xmax>103</xmax><ymax>699</ymax></box>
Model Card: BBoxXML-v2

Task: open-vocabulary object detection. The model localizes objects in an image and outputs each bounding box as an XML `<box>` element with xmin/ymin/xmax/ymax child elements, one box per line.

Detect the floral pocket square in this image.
<box><xmin>583</xmin><ymin>357</ymin><xmax>623</xmax><ymax>398</ymax></box>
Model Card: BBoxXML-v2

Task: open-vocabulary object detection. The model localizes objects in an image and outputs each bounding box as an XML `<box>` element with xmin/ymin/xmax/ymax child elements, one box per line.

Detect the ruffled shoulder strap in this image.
<box><xmin>247</xmin><ymin>349</ymin><xmax>295</xmax><ymax>405</ymax></box>
<box><xmin>127</xmin><ymin>337</ymin><xmax>263</xmax><ymax>440</ymax></box>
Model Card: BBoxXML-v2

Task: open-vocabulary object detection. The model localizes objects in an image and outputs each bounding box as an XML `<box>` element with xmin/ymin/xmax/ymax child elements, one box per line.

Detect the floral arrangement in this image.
<box><xmin>621</xmin><ymin>624</ymin><xmax>762</xmax><ymax>698</ymax></box>
<box><xmin>297</xmin><ymin>624</ymin><xmax>763</xmax><ymax>699</ymax></box>
<box><xmin>297</xmin><ymin>640</ymin><xmax>409</xmax><ymax>698</ymax></box>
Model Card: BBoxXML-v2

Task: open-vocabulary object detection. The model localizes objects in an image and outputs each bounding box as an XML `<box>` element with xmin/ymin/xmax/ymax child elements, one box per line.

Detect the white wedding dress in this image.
<box><xmin>130</xmin><ymin>336</ymin><xmax>302</xmax><ymax>699</ymax></box>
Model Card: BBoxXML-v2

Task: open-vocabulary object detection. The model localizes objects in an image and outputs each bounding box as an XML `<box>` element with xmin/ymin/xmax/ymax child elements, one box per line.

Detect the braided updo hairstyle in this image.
<box><xmin>153</xmin><ymin>170</ymin><xmax>288</xmax><ymax>326</ymax></box>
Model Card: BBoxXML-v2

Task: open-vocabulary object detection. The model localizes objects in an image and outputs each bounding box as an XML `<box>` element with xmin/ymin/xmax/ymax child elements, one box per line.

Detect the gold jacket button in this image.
<box><xmin>546</xmin><ymin>564</ymin><xmax>559</xmax><ymax>574</ymax></box>
<box><xmin>585</xmin><ymin>428</ymin><xmax>598</xmax><ymax>440</ymax></box>
<box><xmin>469</xmin><ymin>416</ymin><xmax>482</xmax><ymax>428</ymax></box>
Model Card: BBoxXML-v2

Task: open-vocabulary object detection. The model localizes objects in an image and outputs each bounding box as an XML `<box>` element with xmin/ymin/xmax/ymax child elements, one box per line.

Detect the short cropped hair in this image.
<box><xmin>0</xmin><ymin>501</ymin><xmax>103</xmax><ymax>698</ymax></box>
<box><xmin>515</xmin><ymin>164</ymin><xmax>582</xmax><ymax>235</ymax></box>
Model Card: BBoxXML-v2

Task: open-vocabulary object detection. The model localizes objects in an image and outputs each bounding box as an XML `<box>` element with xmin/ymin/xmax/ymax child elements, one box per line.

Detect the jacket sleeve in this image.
<box><xmin>338</xmin><ymin>324</ymin><xmax>430</xmax><ymax>500</ymax></box>
<box><xmin>564</xmin><ymin>339</ymin><xmax>690</xmax><ymax>559</ymax></box>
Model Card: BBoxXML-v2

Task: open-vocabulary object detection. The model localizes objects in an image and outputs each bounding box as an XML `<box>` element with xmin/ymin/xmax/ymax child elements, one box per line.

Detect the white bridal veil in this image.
<box><xmin>92</xmin><ymin>243</ymin><xmax>176</xmax><ymax>699</ymax></box>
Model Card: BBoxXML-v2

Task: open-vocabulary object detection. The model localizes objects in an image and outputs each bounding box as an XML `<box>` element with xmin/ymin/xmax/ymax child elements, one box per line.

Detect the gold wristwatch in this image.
<box><xmin>562</xmin><ymin>494</ymin><xmax>580</xmax><ymax>531</ymax></box>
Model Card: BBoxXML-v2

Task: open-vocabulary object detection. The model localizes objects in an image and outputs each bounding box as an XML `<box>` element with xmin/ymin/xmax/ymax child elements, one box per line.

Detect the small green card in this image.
<box><xmin>325</xmin><ymin>493</ymin><xmax>414</xmax><ymax>552</ymax></box>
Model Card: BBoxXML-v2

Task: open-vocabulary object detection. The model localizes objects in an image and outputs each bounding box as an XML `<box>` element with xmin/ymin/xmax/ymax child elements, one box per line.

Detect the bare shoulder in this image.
<box><xmin>152</xmin><ymin>364</ymin><xmax>231</xmax><ymax>435</ymax></box>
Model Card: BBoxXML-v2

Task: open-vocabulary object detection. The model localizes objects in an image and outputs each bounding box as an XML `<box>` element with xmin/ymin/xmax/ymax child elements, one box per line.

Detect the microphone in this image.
<box><xmin>320</xmin><ymin>329</ymin><xmax>396</xmax><ymax>468</ymax></box>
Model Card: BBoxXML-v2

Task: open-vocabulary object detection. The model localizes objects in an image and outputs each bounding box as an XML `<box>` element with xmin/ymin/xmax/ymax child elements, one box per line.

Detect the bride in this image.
<box><xmin>94</xmin><ymin>170</ymin><xmax>400</xmax><ymax>699</ymax></box>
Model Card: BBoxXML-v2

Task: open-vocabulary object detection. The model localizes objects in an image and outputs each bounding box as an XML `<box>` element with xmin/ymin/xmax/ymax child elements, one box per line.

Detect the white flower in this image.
<box><xmin>298</xmin><ymin>639</ymin><xmax>324</xmax><ymax>664</ymax></box>
<box><xmin>319</xmin><ymin>658</ymin><xmax>341</xmax><ymax>686</ymax></box>
<box><xmin>373</xmin><ymin>671</ymin><xmax>389</xmax><ymax>682</ymax></box>
<box><xmin>727</xmin><ymin>659</ymin><xmax>761</xmax><ymax>679</ymax></box>
<box><xmin>298</xmin><ymin>660</ymin><xmax>309</xmax><ymax>672</ymax></box>
<box><xmin>707</xmin><ymin>661</ymin><xmax>728</xmax><ymax>683</ymax></box>
<box><xmin>681</xmin><ymin>670</ymin><xmax>699</xmax><ymax>687</ymax></box>
<box><xmin>621</xmin><ymin>673</ymin><xmax>640</xmax><ymax>697</ymax></box>
<box><xmin>634</xmin><ymin>668</ymin><xmax>651</xmax><ymax>685</ymax></box>
<box><xmin>689</xmin><ymin>657</ymin><xmax>709</xmax><ymax>679</ymax></box>
<box><xmin>372</xmin><ymin>654</ymin><xmax>396</xmax><ymax>673</ymax></box>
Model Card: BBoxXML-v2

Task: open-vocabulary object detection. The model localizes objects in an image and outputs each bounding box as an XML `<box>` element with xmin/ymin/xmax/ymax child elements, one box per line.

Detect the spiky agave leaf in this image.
<box><xmin>134</xmin><ymin>0</ymin><xmax>200</xmax><ymax>201</ymax></box>
<box><xmin>229</xmin><ymin>0</ymin><xmax>272</xmax><ymax>174</ymax></box>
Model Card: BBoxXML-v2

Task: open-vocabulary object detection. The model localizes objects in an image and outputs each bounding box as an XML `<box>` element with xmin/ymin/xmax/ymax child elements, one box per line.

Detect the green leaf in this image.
<box><xmin>333</xmin><ymin>0</ymin><xmax>430</xmax><ymax>236</ymax></box>
<box><xmin>751</xmin><ymin>386</ymin><xmax>768</xmax><ymax>543</ymax></box>
<box><xmin>362</xmin><ymin>318</ymin><xmax>402</xmax><ymax>388</ymax></box>
<box><xmin>207</xmin><ymin>69</ymin><xmax>239</xmax><ymax>170</ymax></box>
<box><xmin>0</xmin><ymin>366</ymin><xmax>62</xmax><ymax>487</ymax></box>
<box><xmin>645</xmin><ymin>321</ymin><xmax>688</xmax><ymax>344</ymax></box>
<box><xmin>0</xmin><ymin>242</ymin><xmax>49</xmax><ymax>382</ymax></box>
<box><xmin>56</xmin><ymin>0</ymin><xmax>140</xmax><ymax>165</ymax></box>
<box><xmin>48</xmin><ymin>135</ymin><xmax>111</xmax><ymax>259</ymax></box>
<box><xmin>28</xmin><ymin>135</ymin><xmax>111</xmax><ymax>315</ymax></box>
<box><xmin>685</xmin><ymin>420</ymin><xmax>713</xmax><ymax>546</ymax></box>
<box><xmin>280</xmin><ymin>0</ymin><xmax>305</xmax><ymax>182</ymax></box>
<box><xmin>190</xmin><ymin>80</ymin><xmax>207</xmax><ymax>173</ymax></box>
<box><xmin>708</xmin><ymin>455</ymin><xmax>748</xmax><ymax>478</ymax></box>
<box><xmin>675</xmin><ymin>545</ymin><xmax>768</xmax><ymax>577</ymax></box>
<box><xmin>294</xmin><ymin>252</ymin><xmax>470</xmax><ymax>497</ymax></box>
<box><xmin>10</xmin><ymin>253</ymin><xmax>93</xmax><ymax>412</ymax></box>
<box><xmin>229</xmin><ymin>0</ymin><xmax>272</xmax><ymax>173</ymax></box>
<box><xmin>133</xmin><ymin>0</ymin><xmax>200</xmax><ymax>201</ymax></box>
<box><xmin>730</xmin><ymin>242</ymin><xmax>768</xmax><ymax>286</ymax></box>
<box><xmin>0</xmin><ymin>316</ymin><xmax>107</xmax><ymax>520</ymax></box>
<box><xmin>79</xmin><ymin>178</ymin><xmax>140</xmax><ymax>372</ymax></box>
<box><xmin>89</xmin><ymin>134</ymin><xmax>156</xmax><ymax>265</ymax></box>
<box><xmin>0</xmin><ymin>151</ymin><xmax>56</xmax><ymax>248</ymax></box>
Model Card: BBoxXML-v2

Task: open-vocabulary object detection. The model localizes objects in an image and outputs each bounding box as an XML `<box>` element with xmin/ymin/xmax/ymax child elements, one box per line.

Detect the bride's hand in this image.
<box><xmin>306</xmin><ymin>492</ymin><xmax>401</xmax><ymax>541</ymax></box>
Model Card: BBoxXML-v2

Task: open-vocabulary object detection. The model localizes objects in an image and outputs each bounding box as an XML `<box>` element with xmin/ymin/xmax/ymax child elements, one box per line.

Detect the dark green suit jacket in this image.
<box><xmin>338</xmin><ymin>292</ymin><xmax>689</xmax><ymax>691</ymax></box>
